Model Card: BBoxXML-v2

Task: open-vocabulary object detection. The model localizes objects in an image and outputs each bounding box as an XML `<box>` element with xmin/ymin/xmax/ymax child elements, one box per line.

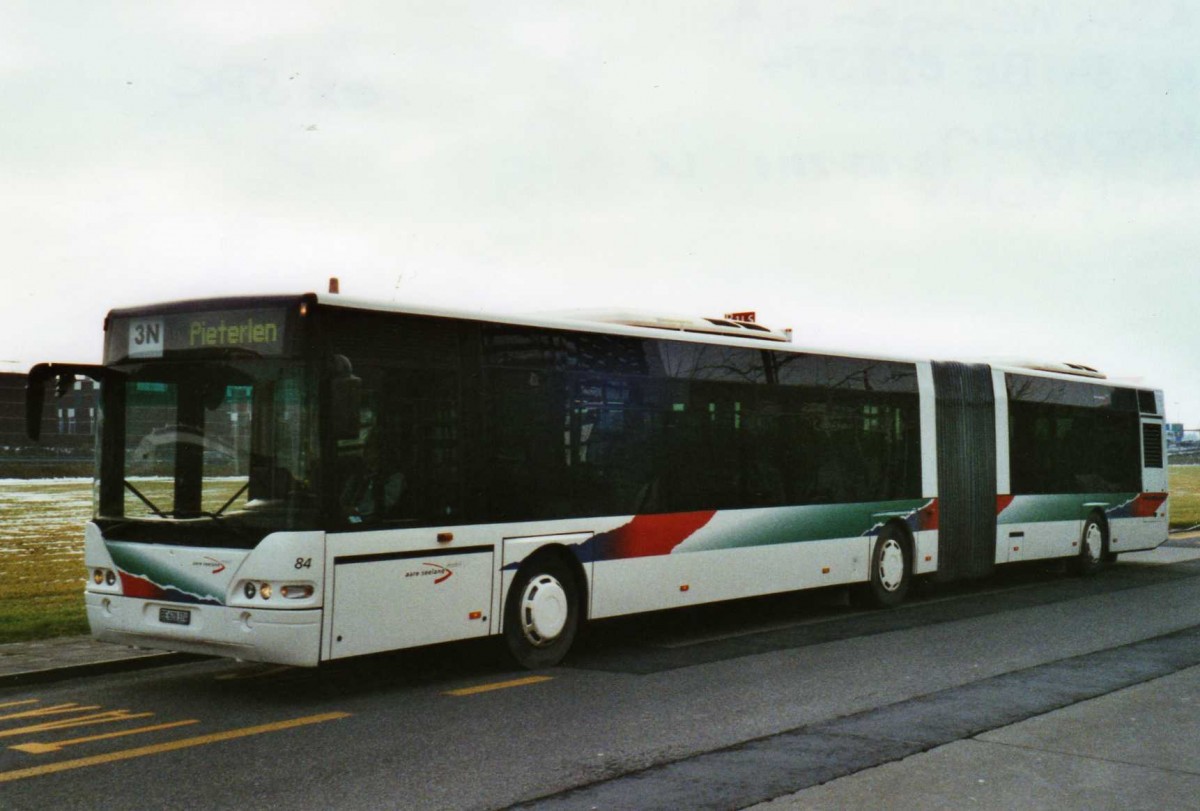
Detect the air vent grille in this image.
<box><xmin>1143</xmin><ymin>423</ymin><xmax>1164</xmax><ymax>468</ymax></box>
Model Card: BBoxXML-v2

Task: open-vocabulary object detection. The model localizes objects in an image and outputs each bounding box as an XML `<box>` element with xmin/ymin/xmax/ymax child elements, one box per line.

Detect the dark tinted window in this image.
<box><xmin>326</xmin><ymin>314</ymin><xmax>923</xmax><ymax>527</ymax></box>
<box><xmin>482</xmin><ymin>326</ymin><xmax>656</xmax><ymax>375</ymax></box>
<box><xmin>1138</xmin><ymin>390</ymin><xmax>1158</xmax><ymax>415</ymax></box>
<box><xmin>479</xmin><ymin>329</ymin><xmax>921</xmax><ymax>519</ymax></box>
<box><xmin>771</xmin><ymin>353</ymin><xmax>918</xmax><ymax>393</ymax></box>
<box><xmin>659</xmin><ymin>342</ymin><xmax>765</xmax><ymax>383</ymax></box>
<box><xmin>1006</xmin><ymin>375</ymin><xmax>1137</xmax><ymax>412</ymax></box>
<box><xmin>321</xmin><ymin>307</ymin><xmax>460</xmax><ymax>369</ymax></box>
<box><xmin>322</xmin><ymin>309</ymin><xmax>464</xmax><ymax>527</ymax></box>
<box><xmin>1007</xmin><ymin>374</ymin><xmax>1141</xmax><ymax>494</ymax></box>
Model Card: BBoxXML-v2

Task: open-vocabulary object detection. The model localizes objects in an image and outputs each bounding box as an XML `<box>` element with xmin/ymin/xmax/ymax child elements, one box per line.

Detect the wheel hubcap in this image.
<box><xmin>1084</xmin><ymin>523</ymin><xmax>1103</xmax><ymax>562</ymax></box>
<box><xmin>879</xmin><ymin>539</ymin><xmax>904</xmax><ymax>592</ymax></box>
<box><xmin>519</xmin><ymin>574</ymin><xmax>568</xmax><ymax>647</ymax></box>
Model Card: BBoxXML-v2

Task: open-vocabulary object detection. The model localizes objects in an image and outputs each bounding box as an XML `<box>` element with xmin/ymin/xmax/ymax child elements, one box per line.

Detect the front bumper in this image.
<box><xmin>86</xmin><ymin>592</ymin><xmax>323</xmax><ymax>667</ymax></box>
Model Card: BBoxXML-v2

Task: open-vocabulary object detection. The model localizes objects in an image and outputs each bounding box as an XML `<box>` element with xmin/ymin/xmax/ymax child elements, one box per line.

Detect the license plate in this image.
<box><xmin>159</xmin><ymin>607</ymin><xmax>191</xmax><ymax>626</ymax></box>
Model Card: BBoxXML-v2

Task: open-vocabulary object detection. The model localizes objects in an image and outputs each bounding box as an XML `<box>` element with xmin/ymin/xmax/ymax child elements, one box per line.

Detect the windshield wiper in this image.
<box><xmin>124</xmin><ymin>479</ymin><xmax>251</xmax><ymax>525</ymax></box>
<box><xmin>214</xmin><ymin>481</ymin><xmax>250</xmax><ymax>517</ymax></box>
<box><xmin>123</xmin><ymin>480</ymin><xmax>166</xmax><ymax>518</ymax></box>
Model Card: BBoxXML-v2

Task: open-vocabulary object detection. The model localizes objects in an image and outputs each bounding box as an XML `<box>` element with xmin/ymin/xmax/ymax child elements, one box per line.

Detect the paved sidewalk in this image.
<box><xmin>0</xmin><ymin>635</ymin><xmax>192</xmax><ymax>687</ymax></box>
<box><xmin>751</xmin><ymin>533</ymin><xmax>1200</xmax><ymax>811</ymax></box>
<box><xmin>752</xmin><ymin>664</ymin><xmax>1200</xmax><ymax>810</ymax></box>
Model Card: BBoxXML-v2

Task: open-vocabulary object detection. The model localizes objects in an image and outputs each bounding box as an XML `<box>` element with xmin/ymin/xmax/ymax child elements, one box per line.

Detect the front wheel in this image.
<box><xmin>504</xmin><ymin>555</ymin><xmax>580</xmax><ymax>669</ymax></box>
<box><xmin>851</xmin><ymin>526</ymin><xmax>911</xmax><ymax>608</ymax></box>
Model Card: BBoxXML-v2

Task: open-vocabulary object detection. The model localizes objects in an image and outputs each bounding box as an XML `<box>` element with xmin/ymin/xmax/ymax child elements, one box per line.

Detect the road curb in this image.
<box><xmin>0</xmin><ymin>652</ymin><xmax>208</xmax><ymax>689</ymax></box>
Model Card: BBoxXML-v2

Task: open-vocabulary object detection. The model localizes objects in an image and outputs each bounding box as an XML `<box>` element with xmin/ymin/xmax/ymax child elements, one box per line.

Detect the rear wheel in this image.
<box><xmin>1071</xmin><ymin>515</ymin><xmax>1108</xmax><ymax>576</ymax></box>
<box><xmin>852</xmin><ymin>525</ymin><xmax>911</xmax><ymax>608</ymax></box>
<box><xmin>504</xmin><ymin>554</ymin><xmax>580</xmax><ymax>669</ymax></box>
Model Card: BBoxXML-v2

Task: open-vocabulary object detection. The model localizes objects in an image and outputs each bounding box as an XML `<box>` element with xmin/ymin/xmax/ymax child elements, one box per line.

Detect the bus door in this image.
<box><xmin>325</xmin><ymin>357</ymin><xmax>492</xmax><ymax>660</ymax></box>
<box><xmin>328</xmin><ymin>539</ymin><xmax>495</xmax><ymax>660</ymax></box>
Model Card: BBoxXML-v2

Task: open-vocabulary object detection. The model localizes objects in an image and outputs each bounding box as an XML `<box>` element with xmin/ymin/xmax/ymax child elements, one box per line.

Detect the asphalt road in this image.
<box><xmin>4</xmin><ymin>547</ymin><xmax>1200</xmax><ymax>810</ymax></box>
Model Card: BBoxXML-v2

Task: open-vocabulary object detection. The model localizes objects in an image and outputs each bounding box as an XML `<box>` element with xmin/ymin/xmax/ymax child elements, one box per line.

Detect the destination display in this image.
<box><xmin>106</xmin><ymin>306</ymin><xmax>291</xmax><ymax>362</ymax></box>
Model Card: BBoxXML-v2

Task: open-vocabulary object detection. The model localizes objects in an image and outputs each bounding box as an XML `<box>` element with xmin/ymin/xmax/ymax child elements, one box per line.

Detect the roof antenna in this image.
<box><xmin>328</xmin><ymin>277</ymin><xmax>340</xmax><ymax>294</ymax></box>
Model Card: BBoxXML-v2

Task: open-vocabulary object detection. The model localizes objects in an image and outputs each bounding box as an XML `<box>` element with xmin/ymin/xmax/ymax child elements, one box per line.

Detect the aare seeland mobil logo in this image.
<box><xmin>405</xmin><ymin>561</ymin><xmax>456</xmax><ymax>584</ymax></box>
<box><xmin>192</xmin><ymin>556</ymin><xmax>227</xmax><ymax>575</ymax></box>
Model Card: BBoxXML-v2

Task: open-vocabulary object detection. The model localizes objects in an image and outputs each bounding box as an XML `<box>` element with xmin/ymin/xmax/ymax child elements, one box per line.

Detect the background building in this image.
<box><xmin>0</xmin><ymin>364</ymin><xmax>98</xmax><ymax>477</ymax></box>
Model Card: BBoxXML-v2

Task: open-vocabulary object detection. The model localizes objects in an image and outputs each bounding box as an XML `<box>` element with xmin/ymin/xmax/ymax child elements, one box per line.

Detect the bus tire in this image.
<box><xmin>852</xmin><ymin>525</ymin><xmax>911</xmax><ymax>609</ymax></box>
<box><xmin>503</xmin><ymin>553</ymin><xmax>580</xmax><ymax>669</ymax></box>
<box><xmin>1071</xmin><ymin>514</ymin><xmax>1108</xmax><ymax>576</ymax></box>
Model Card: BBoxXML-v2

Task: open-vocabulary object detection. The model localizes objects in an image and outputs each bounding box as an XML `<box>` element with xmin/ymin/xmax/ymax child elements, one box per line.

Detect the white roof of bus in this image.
<box><xmin>312</xmin><ymin>292</ymin><xmax>928</xmax><ymax>365</ymax></box>
<box><xmin>316</xmin><ymin>294</ymin><xmax>1158</xmax><ymax>390</ymax></box>
<box><xmin>106</xmin><ymin>292</ymin><xmax>1158</xmax><ymax>392</ymax></box>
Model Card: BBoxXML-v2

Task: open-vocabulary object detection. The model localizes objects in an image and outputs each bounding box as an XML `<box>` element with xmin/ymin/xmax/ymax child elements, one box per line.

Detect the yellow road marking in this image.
<box><xmin>0</xmin><ymin>711</ymin><xmax>152</xmax><ymax>738</ymax></box>
<box><xmin>0</xmin><ymin>703</ymin><xmax>99</xmax><ymax>722</ymax></box>
<box><xmin>0</xmin><ymin>712</ymin><xmax>352</xmax><ymax>784</ymax></box>
<box><xmin>0</xmin><ymin>700</ymin><xmax>40</xmax><ymax>711</ymax></box>
<box><xmin>443</xmin><ymin>675</ymin><xmax>553</xmax><ymax>696</ymax></box>
<box><xmin>11</xmin><ymin>719</ymin><xmax>201</xmax><ymax>754</ymax></box>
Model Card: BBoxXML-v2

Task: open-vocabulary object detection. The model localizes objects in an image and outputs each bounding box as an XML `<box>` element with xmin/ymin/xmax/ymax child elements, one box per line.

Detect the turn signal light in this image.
<box><xmin>260</xmin><ymin>583</ymin><xmax>272</xmax><ymax>600</ymax></box>
<box><xmin>93</xmin><ymin>569</ymin><xmax>104</xmax><ymax>585</ymax></box>
<box><xmin>280</xmin><ymin>585</ymin><xmax>313</xmax><ymax>599</ymax></box>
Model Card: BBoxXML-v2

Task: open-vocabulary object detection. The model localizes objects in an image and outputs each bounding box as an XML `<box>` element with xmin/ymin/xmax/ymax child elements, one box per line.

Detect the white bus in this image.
<box><xmin>27</xmin><ymin>293</ymin><xmax>1169</xmax><ymax>668</ymax></box>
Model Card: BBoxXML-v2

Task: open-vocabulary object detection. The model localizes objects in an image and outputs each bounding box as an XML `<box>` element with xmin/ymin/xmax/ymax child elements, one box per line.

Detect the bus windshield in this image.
<box><xmin>96</xmin><ymin>359</ymin><xmax>320</xmax><ymax>547</ymax></box>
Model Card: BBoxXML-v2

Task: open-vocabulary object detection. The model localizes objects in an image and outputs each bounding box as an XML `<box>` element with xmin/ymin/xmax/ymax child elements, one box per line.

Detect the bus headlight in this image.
<box><xmin>236</xmin><ymin>580</ymin><xmax>312</xmax><ymax>603</ymax></box>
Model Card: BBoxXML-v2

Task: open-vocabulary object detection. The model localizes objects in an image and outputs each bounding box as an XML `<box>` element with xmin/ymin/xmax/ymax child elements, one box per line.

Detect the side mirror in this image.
<box><xmin>25</xmin><ymin>365</ymin><xmax>50</xmax><ymax>441</ymax></box>
<box><xmin>329</xmin><ymin>355</ymin><xmax>362</xmax><ymax>441</ymax></box>
<box><xmin>25</xmin><ymin>363</ymin><xmax>113</xmax><ymax>441</ymax></box>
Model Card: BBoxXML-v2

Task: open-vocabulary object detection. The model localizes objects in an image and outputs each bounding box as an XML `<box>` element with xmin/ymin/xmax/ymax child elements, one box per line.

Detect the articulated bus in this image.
<box><xmin>26</xmin><ymin>293</ymin><xmax>1169</xmax><ymax>668</ymax></box>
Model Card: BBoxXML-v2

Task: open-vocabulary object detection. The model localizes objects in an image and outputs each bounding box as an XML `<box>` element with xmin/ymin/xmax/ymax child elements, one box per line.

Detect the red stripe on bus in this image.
<box><xmin>118</xmin><ymin>572</ymin><xmax>165</xmax><ymax>599</ymax></box>
<box><xmin>917</xmin><ymin>499</ymin><xmax>939</xmax><ymax>532</ymax></box>
<box><xmin>608</xmin><ymin>511</ymin><xmax>716</xmax><ymax>559</ymax></box>
<box><xmin>1131</xmin><ymin>492</ymin><xmax>1168</xmax><ymax>517</ymax></box>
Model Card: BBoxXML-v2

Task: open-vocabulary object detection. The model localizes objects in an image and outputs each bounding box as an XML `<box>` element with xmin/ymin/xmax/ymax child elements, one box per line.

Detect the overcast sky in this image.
<box><xmin>2</xmin><ymin>2</ymin><xmax>1197</xmax><ymax>423</ymax></box>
